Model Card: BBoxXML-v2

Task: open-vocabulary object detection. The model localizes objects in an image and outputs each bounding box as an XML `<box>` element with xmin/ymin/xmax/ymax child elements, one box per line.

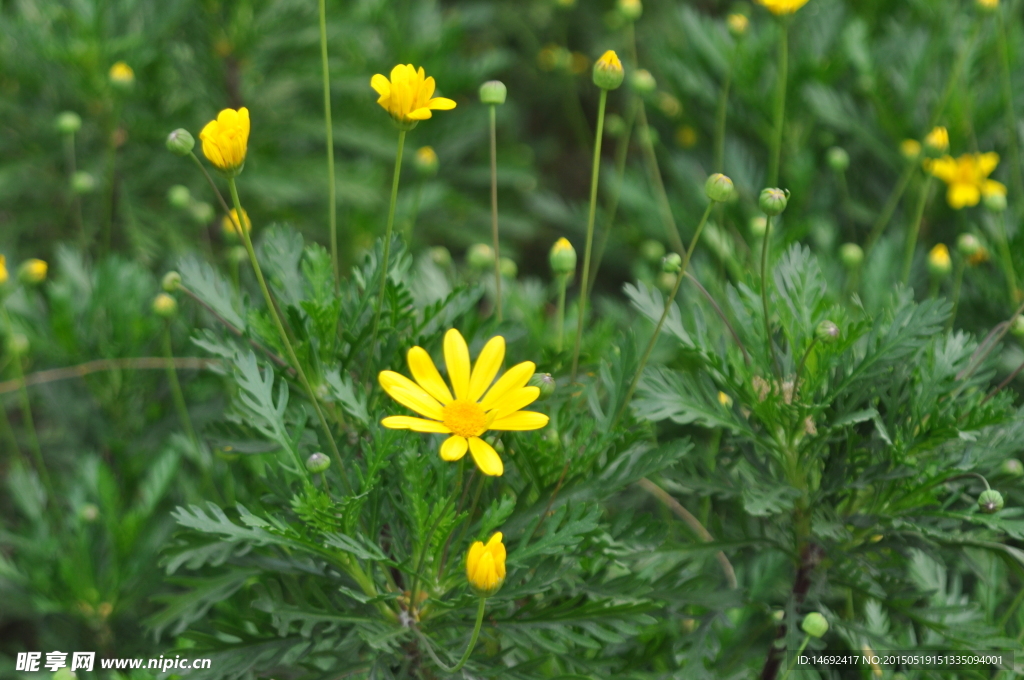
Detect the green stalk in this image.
<box><xmin>369</xmin><ymin>129</ymin><xmax>407</xmax><ymax>351</ymax></box>
<box><xmin>901</xmin><ymin>176</ymin><xmax>933</xmax><ymax>285</ymax></box>
<box><xmin>636</xmin><ymin>101</ymin><xmax>686</xmax><ymax>256</ymax></box>
<box><xmin>227</xmin><ymin>177</ymin><xmax>351</xmax><ymax>494</ymax></box>
<box><xmin>997</xmin><ymin>9</ymin><xmax>1023</xmax><ymax>204</ymax></box>
<box><xmin>318</xmin><ymin>0</ymin><xmax>339</xmax><ymax>287</ymax></box>
<box><xmin>761</xmin><ymin>214</ymin><xmax>779</xmax><ymax>373</ymax></box>
<box><xmin>64</xmin><ymin>132</ymin><xmax>85</xmax><ymax>245</ymax></box>
<box><xmin>555</xmin><ymin>274</ymin><xmax>568</xmax><ymax>352</ymax></box>
<box><xmin>417</xmin><ymin>597</ymin><xmax>487</xmax><ymax>672</ymax></box>
<box><xmin>570</xmin><ymin>88</ymin><xmax>609</xmax><ymax>382</ymax></box>
<box><xmin>778</xmin><ymin>634</ymin><xmax>812</xmax><ymax>680</ymax></box>
<box><xmin>993</xmin><ymin>211</ymin><xmax>1018</xmax><ymax>303</ymax></box>
<box><xmin>714</xmin><ymin>47</ymin><xmax>740</xmax><ymax>173</ymax></box>
<box><xmin>10</xmin><ymin>349</ymin><xmax>53</xmax><ymax>501</ymax></box>
<box><xmin>611</xmin><ymin>202</ymin><xmax>714</xmax><ymax>429</ymax></box>
<box><xmin>768</xmin><ymin>21</ymin><xmax>788</xmax><ymax>187</ymax></box>
<box><xmin>489</xmin><ymin>105</ymin><xmax>503</xmax><ymax>322</ymax></box>
<box><xmin>163</xmin><ymin>324</ymin><xmax>199</xmax><ymax>450</ymax></box>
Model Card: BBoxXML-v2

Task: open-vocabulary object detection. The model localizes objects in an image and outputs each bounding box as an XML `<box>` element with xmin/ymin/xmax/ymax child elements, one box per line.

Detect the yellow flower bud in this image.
<box><xmin>152</xmin><ymin>293</ymin><xmax>178</xmax><ymax>318</ymax></box>
<box><xmin>718</xmin><ymin>391</ymin><xmax>733</xmax><ymax>408</ymax></box>
<box><xmin>199</xmin><ymin>107</ymin><xmax>250</xmax><ymax>173</ymax></box>
<box><xmin>222</xmin><ymin>209</ymin><xmax>252</xmax><ymax>238</ymax></box>
<box><xmin>592</xmin><ymin>50</ymin><xmax>625</xmax><ymax>90</ymax></box>
<box><xmin>109</xmin><ymin>61</ymin><xmax>135</xmax><ymax>88</ymax></box>
<box><xmin>19</xmin><ymin>259</ymin><xmax>47</xmax><ymax>285</ymax></box>
<box><xmin>977</xmin><ymin>0</ymin><xmax>999</xmax><ymax>9</ymax></box>
<box><xmin>900</xmin><ymin>139</ymin><xmax>922</xmax><ymax>160</ymax></box>
<box><xmin>928</xmin><ymin>243</ymin><xmax>952</xmax><ymax>277</ymax></box>
<box><xmin>924</xmin><ymin>126</ymin><xmax>949</xmax><ymax>153</ymax></box>
<box><xmin>727</xmin><ymin>13</ymin><xmax>749</xmax><ymax>37</ymax></box>
<box><xmin>755</xmin><ymin>0</ymin><xmax>810</xmax><ymax>16</ymax></box>
<box><xmin>549</xmin><ymin>237</ymin><xmax>577</xmax><ymax>275</ymax></box>
<box><xmin>414</xmin><ymin>146</ymin><xmax>439</xmax><ymax>176</ymax></box>
<box><xmin>0</xmin><ymin>254</ymin><xmax>8</xmax><ymax>285</ymax></box>
<box><xmin>617</xmin><ymin>0</ymin><xmax>642</xmax><ymax>21</ymax></box>
<box><xmin>466</xmin><ymin>532</ymin><xmax>506</xmax><ymax>596</ymax></box>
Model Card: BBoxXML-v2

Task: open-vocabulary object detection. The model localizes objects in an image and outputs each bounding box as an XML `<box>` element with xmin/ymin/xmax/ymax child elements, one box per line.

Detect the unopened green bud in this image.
<box><xmin>189</xmin><ymin>201</ymin><xmax>214</xmax><ymax>224</ymax></box>
<box><xmin>306</xmin><ymin>452</ymin><xmax>331</xmax><ymax>473</ymax></box>
<box><xmin>801</xmin><ymin>612</ymin><xmax>829</xmax><ymax>638</ymax></box>
<box><xmin>656</xmin><ymin>271</ymin><xmax>676</xmax><ymax>292</ymax></box>
<box><xmin>617</xmin><ymin>0</ymin><xmax>642</xmax><ymax>21</ymax></box>
<box><xmin>166</xmin><ymin>128</ymin><xmax>195</xmax><ymax>156</ymax></box>
<box><xmin>162</xmin><ymin>271</ymin><xmax>182</xmax><ymax>292</ymax></box>
<box><xmin>6</xmin><ymin>333</ymin><xmax>29</xmax><ymax>356</ymax></box>
<box><xmin>167</xmin><ymin>184</ymin><xmax>192</xmax><ymax>209</ymax></box>
<box><xmin>826</xmin><ymin>146</ymin><xmax>850</xmax><ymax>172</ymax></box>
<box><xmin>227</xmin><ymin>246</ymin><xmax>249</xmax><ymax>266</ymax></box>
<box><xmin>78</xmin><ymin>504</ymin><xmax>99</xmax><ymax>522</ymax></box>
<box><xmin>479</xmin><ymin>80</ymin><xmax>507</xmax><ymax>105</ymax></box>
<box><xmin>499</xmin><ymin>257</ymin><xmax>518</xmax><ymax>279</ymax></box>
<box><xmin>839</xmin><ymin>243</ymin><xmax>863</xmax><ymax>269</ymax></box>
<box><xmin>529</xmin><ymin>373</ymin><xmax>556</xmax><ymax>399</ymax></box>
<box><xmin>593</xmin><ymin>50</ymin><xmax>625</xmax><ymax>90</ymax></box>
<box><xmin>750</xmin><ymin>216</ymin><xmax>768</xmax><ymax>238</ymax></box>
<box><xmin>957</xmin><ymin>233</ymin><xmax>982</xmax><ymax>258</ymax></box>
<box><xmin>1012</xmin><ymin>316</ymin><xmax>1024</xmax><ymax>337</ymax></box>
<box><xmin>759</xmin><ymin>188</ymin><xmax>789</xmax><ymax>216</ymax></box>
<box><xmin>467</xmin><ymin>243</ymin><xmax>495</xmax><ymax>270</ymax></box>
<box><xmin>705</xmin><ymin>173</ymin><xmax>735</xmax><ymax>203</ymax></box>
<box><xmin>985</xmin><ymin>191</ymin><xmax>1008</xmax><ymax>213</ymax></box>
<box><xmin>71</xmin><ymin>171</ymin><xmax>97</xmax><ymax>194</ymax></box>
<box><xmin>630</xmin><ymin>69</ymin><xmax>656</xmax><ymax>94</ymax></box>
<box><xmin>662</xmin><ymin>252</ymin><xmax>682</xmax><ymax>273</ymax></box>
<box><xmin>549</xmin><ymin>238</ymin><xmax>577</xmax><ymax>275</ymax></box>
<box><xmin>56</xmin><ymin>111</ymin><xmax>83</xmax><ymax>135</ymax></box>
<box><xmin>978</xmin><ymin>489</ymin><xmax>1004</xmax><ymax>514</ymax></box>
<box><xmin>1001</xmin><ymin>459</ymin><xmax>1023</xmax><ymax>477</ymax></box>
<box><xmin>429</xmin><ymin>246</ymin><xmax>452</xmax><ymax>267</ymax></box>
<box><xmin>816</xmin><ymin>320</ymin><xmax>840</xmax><ymax>344</ymax></box>
<box><xmin>152</xmin><ymin>293</ymin><xmax>178</xmax><ymax>318</ymax></box>
<box><xmin>640</xmin><ymin>239</ymin><xmax>665</xmax><ymax>263</ymax></box>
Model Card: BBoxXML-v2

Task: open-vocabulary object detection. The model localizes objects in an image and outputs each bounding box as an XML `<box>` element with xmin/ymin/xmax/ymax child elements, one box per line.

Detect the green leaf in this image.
<box><xmin>179</xmin><ymin>255</ymin><xmax>246</xmax><ymax>330</ymax></box>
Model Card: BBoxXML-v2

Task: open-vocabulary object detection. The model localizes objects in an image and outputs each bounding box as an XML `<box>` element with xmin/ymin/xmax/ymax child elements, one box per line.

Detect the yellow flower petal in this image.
<box><xmin>469</xmin><ymin>336</ymin><xmax>506</xmax><ymax>402</ymax></box>
<box><xmin>381</xmin><ymin>416</ymin><xmax>450</xmax><ymax>433</ymax></box>
<box><xmin>407</xmin><ymin>346</ymin><xmax>453</xmax><ymax>404</ymax></box>
<box><xmin>370</xmin><ymin>74</ymin><xmax>391</xmax><ymax>97</ymax></box>
<box><xmin>468</xmin><ymin>437</ymin><xmax>503</xmax><ymax>476</ymax></box>
<box><xmin>440</xmin><ymin>435</ymin><xmax>469</xmax><ymax>461</ymax></box>
<box><xmin>486</xmin><ymin>532</ymin><xmax>506</xmax><ymax>579</ymax></box>
<box><xmin>444</xmin><ymin>329</ymin><xmax>472</xmax><ymax>400</ymax></box>
<box><xmin>407</xmin><ymin>108</ymin><xmax>433</xmax><ymax>121</ymax></box>
<box><xmin>948</xmin><ymin>182</ymin><xmax>980</xmax><ymax>209</ymax></box>
<box><xmin>480</xmin><ymin>361</ymin><xmax>535</xmax><ymax>411</ymax></box>
<box><xmin>379</xmin><ymin>370</ymin><xmax>445</xmax><ymax>420</ymax></box>
<box><xmin>428</xmin><ymin>97</ymin><xmax>457</xmax><ymax>110</ymax></box>
<box><xmin>925</xmin><ymin>156</ymin><xmax>957</xmax><ymax>182</ymax></box>
<box><xmin>489</xmin><ymin>411</ymin><xmax>550</xmax><ymax>431</ymax></box>
<box><xmin>983</xmin><ymin>179</ymin><xmax>1007</xmax><ymax>197</ymax></box>
<box><xmin>488</xmin><ymin>386</ymin><xmax>541</xmax><ymax>421</ymax></box>
<box><xmin>977</xmin><ymin>151</ymin><xmax>1000</xmax><ymax>178</ymax></box>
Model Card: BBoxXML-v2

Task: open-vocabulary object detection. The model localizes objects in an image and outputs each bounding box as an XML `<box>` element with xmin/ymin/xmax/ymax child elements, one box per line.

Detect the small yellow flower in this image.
<box><xmin>414</xmin><ymin>146</ymin><xmax>439</xmax><ymax>175</ymax></box>
<box><xmin>200</xmin><ymin>108</ymin><xmax>250</xmax><ymax>172</ymax></box>
<box><xmin>977</xmin><ymin>0</ymin><xmax>999</xmax><ymax>9</ymax></box>
<box><xmin>924</xmin><ymin>126</ymin><xmax>949</xmax><ymax>153</ymax></box>
<box><xmin>379</xmin><ymin>329</ymin><xmax>549</xmax><ymax>476</ymax></box>
<box><xmin>0</xmin><ymin>255</ymin><xmax>8</xmax><ymax>285</ymax></box>
<box><xmin>727</xmin><ymin>13</ymin><xmax>749</xmax><ymax>36</ymax></box>
<box><xmin>924</xmin><ymin>152</ymin><xmax>1006</xmax><ymax>209</ymax></box>
<box><xmin>900</xmin><ymin>139</ymin><xmax>922</xmax><ymax>160</ymax></box>
<box><xmin>222</xmin><ymin>208</ymin><xmax>252</xmax><ymax>236</ymax></box>
<box><xmin>718</xmin><ymin>391</ymin><xmax>733</xmax><ymax>408</ymax></box>
<box><xmin>20</xmin><ymin>259</ymin><xmax>47</xmax><ymax>284</ymax></box>
<box><xmin>928</xmin><ymin>244</ymin><xmax>952</xmax><ymax>277</ymax></box>
<box><xmin>370</xmin><ymin>64</ymin><xmax>456</xmax><ymax>128</ymax></box>
<box><xmin>109</xmin><ymin>61</ymin><xmax>135</xmax><ymax>87</ymax></box>
<box><xmin>466</xmin><ymin>532</ymin><xmax>506</xmax><ymax>596</ymax></box>
<box><xmin>755</xmin><ymin>0</ymin><xmax>810</xmax><ymax>15</ymax></box>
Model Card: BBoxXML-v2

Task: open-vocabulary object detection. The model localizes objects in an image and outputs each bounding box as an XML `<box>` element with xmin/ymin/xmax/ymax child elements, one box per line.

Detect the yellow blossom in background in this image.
<box><xmin>466</xmin><ymin>532</ymin><xmax>506</xmax><ymax>596</ymax></box>
<box><xmin>968</xmin><ymin>247</ymin><xmax>991</xmax><ymax>267</ymax></box>
<box><xmin>222</xmin><ymin>208</ymin><xmax>252</xmax><ymax>236</ymax></box>
<box><xmin>928</xmin><ymin>244</ymin><xmax>952</xmax><ymax>276</ymax></box>
<box><xmin>414</xmin><ymin>146</ymin><xmax>439</xmax><ymax>175</ymax></box>
<box><xmin>755</xmin><ymin>0</ymin><xmax>810</xmax><ymax>15</ymax></box>
<box><xmin>924</xmin><ymin>126</ymin><xmax>949</xmax><ymax>153</ymax></box>
<box><xmin>21</xmin><ymin>259</ymin><xmax>47</xmax><ymax>284</ymax></box>
<box><xmin>718</xmin><ymin>391</ymin><xmax>733</xmax><ymax>408</ymax></box>
<box><xmin>657</xmin><ymin>92</ymin><xmax>682</xmax><ymax>118</ymax></box>
<box><xmin>378</xmin><ymin>329</ymin><xmax>549</xmax><ymax>476</ymax></box>
<box><xmin>900</xmin><ymin>139</ymin><xmax>922</xmax><ymax>160</ymax></box>
<box><xmin>569</xmin><ymin>52</ymin><xmax>590</xmax><ymax>75</ymax></box>
<box><xmin>924</xmin><ymin>152</ymin><xmax>1006</xmax><ymax>209</ymax></box>
<box><xmin>727</xmin><ymin>13</ymin><xmax>749</xmax><ymax>35</ymax></box>
<box><xmin>200</xmin><ymin>108</ymin><xmax>250</xmax><ymax>172</ymax></box>
<box><xmin>109</xmin><ymin>61</ymin><xmax>135</xmax><ymax>87</ymax></box>
<box><xmin>977</xmin><ymin>0</ymin><xmax>999</xmax><ymax>9</ymax></box>
<box><xmin>370</xmin><ymin>64</ymin><xmax>456</xmax><ymax>127</ymax></box>
<box><xmin>0</xmin><ymin>255</ymin><xmax>8</xmax><ymax>285</ymax></box>
<box><xmin>538</xmin><ymin>44</ymin><xmax>570</xmax><ymax>72</ymax></box>
<box><xmin>676</xmin><ymin>125</ymin><xmax>698</xmax><ymax>148</ymax></box>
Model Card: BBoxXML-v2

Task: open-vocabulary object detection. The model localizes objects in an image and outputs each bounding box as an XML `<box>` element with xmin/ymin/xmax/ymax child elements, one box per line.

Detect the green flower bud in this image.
<box><xmin>1001</xmin><ymin>459</ymin><xmax>1023</xmax><ymax>477</ymax></box>
<box><xmin>166</xmin><ymin>128</ymin><xmax>196</xmax><ymax>156</ymax></box>
<box><xmin>662</xmin><ymin>252</ymin><xmax>682</xmax><ymax>273</ymax></box>
<box><xmin>189</xmin><ymin>201</ymin><xmax>215</xmax><ymax>224</ymax></box>
<box><xmin>816</xmin><ymin>320</ymin><xmax>840</xmax><ymax>344</ymax></box>
<box><xmin>839</xmin><ymin>243</ymin><xmax>863</xmax><ymax>269</ymax></box>
<box><xmin>499</xmin><ymin>257</ymin><xmax>518</xmax><ymax>279</ymax></box>
<box><xmin>978</xmin><ymin>489</ymin><xmax>1004</xmax><ymax>514</ymax></box>
<box><xmin>152</xmin><ymin>293</ymin><xmax>178</xmax><ymax>318</ymax></box>
<box><xmin>467</xmin><ymin>243</ymin><xmax>495</xmax><ymax>270</ymax></box>
<box><xmin>227</xmin><ymin>246</ymin><xmax>249</xmax><ymax>266</ymax></box>
<box><xmin>957</xmin><ymin>233</ymin><xmax>982</xmax><ymax>258</ymax></box>
<box><xmin>617</xmin><ymin>0</ymin><xmax>642</xmax><ymax>21</ymax></box>
<box><xmin>604</xmin><ymin>113</ymin><xmax>626</xmax><ymax>137</ymax></box>
<box><xmin>801</xmin><ymin>612</ymin><xmax>829</xmax><ymax>638</ymax></box>
<box><xmin>18</xmin><ymin>259</ymin><xmax>48</xmax><ymax>285</ymax></box>
<box><xmin>429</xmin><ymin>246</ymin><xmax>452</xmax><ymax>267</ymax></box>
<box><xmin>56</xmin><ymin>111</ymin><xmax>83</xmax><ymax>135</ymax></box>
<box><xmin>985</xmin><ymin>191</ymin><xmax>1008</xmax><ymax>213</ymax></box>
<box><xmin>705</xmin><ymin>173</ymin><xmax>735</xmax><ymax>203</ymax></box>
<box><xmin>550</xmin><ymin>238</ymin><xmax>577</xmax><ymax>275</ymax></box>
<box><xmin>630</xmin><ymin>69</ymin><xmax>657</xmax><ymax>94</ymax></box>
<box><xmin>167</xmin><ymin>184</ymin><xmax>192</xmax><ymax>209</ymax></box>
<box><xmin>162</xmin><ymin>271</ymin><xmax>182</xmax><ymax>292</ymax></box>
<box><xmin>1012</xmin><ymin>316</ymin><xmax>1024</xmax><ymax>337</ymax></box>
<box><xmin>479</xmin><ymin>80</ymin><xmax>507</xmax><ymax>105</ymax></box>
<box><xmin>759</xmin><ymin>188</ymin><xmax>789</xmax><ymax>216</ymax></box>
<box><xmin>414</xmin><ymin>146</ymin><xmax>439</xmax><ymax>176</ymax></box>
<box><xmin>78</xmin><ymin>504</ymin><xmax>99</xmax><ymax>522</ymax></box>
<box><xmin>71</xmin><ymin>171</ymin><xmax>97</xmax><ymax>194</ymax></box>
<box><xmin>826</xmin><ymin>146</ymin><xmax>850</xmax><ymax>172</ymax></box>
<box><xmin>640</xmin><ymin>239</ymin><xmax>666</xmax><ymax>263</ymax></box>
<box><xmin>306</xmin><ymin>452</ymin><xmax>331</xmax><ymax>473</ymax></box>
<box><xmin>529</xmin><ymin>373</ymin><xmax>556</xmax><ymax>399</ymax></box>
<box><xmin>656</xmin><ymin>271</ymin><xmax>676</xmax><ymax>292</ymax></box>
<box><xmin>927</xmin><ymin>244</ymin><xmax>952</xmax><ymax>278</ymax></box>
<box><xmin>593</xmin><ymin>50</ymin><xmax>625</xmax><ymax>90</ymax></box>
<box><xmin>750</xmin><ymin>216</ymin><xmax>768</xmax><ymax>238</ymax></box>
<box><xmin>6</xmin><ymin>333</ymin><xmax>30</xmax><ymax>357</ymax></box>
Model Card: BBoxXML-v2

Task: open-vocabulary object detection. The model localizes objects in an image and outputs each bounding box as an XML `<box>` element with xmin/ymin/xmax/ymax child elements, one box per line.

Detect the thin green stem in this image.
<box><xmin>998</xmin><ymin>9</ymin><xmax>1024</xmax><ymax>209</ymax></box>
<box><xmin>611</xmin><ymin>202</ymin><xmax>714</xmax><ymax>429</ymax></box>
<box><xmin>163</xmin><ymin>324</ymin><xmax>199</xmax><ymax>450</ymax></box>
<box><xmin>318</xmin><ymin>0</ymin><xmax>339</xmax><ymax>288</ymax></box>
<box><xmin>768</xmin><ymin>21</ymin><xmax>788</xmax><ymax>188</ymax></box>
<box><xmin>636</xmin><ymin>101</ymin><xmax>686</xmax><ymax>256</ymax></box>
<box><xmin>227</xmin><ymin>177</ymin><xmax>352</xmax><ymax>494</ymax></box>
<box><xmin>189</xmin><ymin>152</ymin><xmax>234</xmax><ymax>219</ymax></box>
<box><xmin>101</xmin><ymin>103</ymin><xmax>122</xmax><ymax>254</ymax></box>
<box><xmin>793</xmin><ymin>336</ymin><xmax>819</xmax><ymax>395</ymax></box>
<box><xmin>369</xmin><ymin>129</ymin><xmax>407</xmax><ymax>351</ymax></box>
<box><xmin>779</xmin><ymin>634</ymin><xmax>811</xmax><ymax>680</ymax></box>
<box><xmin>864</xmin><ymin>162</ymin><xmax>916</xmax><ymax>255</ymax></box>
<box><xmin>11</xmin><ymin>349</ymin><xmax>53</xmax><ymax>500</ymax></box>
<box><xmin>714</xmin><ymin>48</ymin><xmax>739</xmax><ymax>173</ymax></box>
<box><xmin>761</xmin><ymin>214</ymin><xmax>779</xmax><ymax>373</ymax></box>
<box><xmin>64</xmin><ymin>133</ymin><xmax>85</xmax><ymax>245</ymax></box>
<box><xmin>570</xmin><ymin>88</ymin><xmax>608</xmax><ymax>382</ymax></box>
<box><xmin>555</xmin><ymin>274</ymin><xmax>568</xmax><ymax>352</ymax></box>
<box><xmin>901</xmin><ymin>176</ymin><xmax>933</xmax><ymax>285</ymax></box>
<box><xmin>994</xmin><ymin>211</ymin><xmax>1018</xmax><ymax>303</ymax></box>
<box><xmin>489</xmin><ymin>105</ymin><xmax>502</xmax><ymax>322</ymax></box>
<box><xmin>417</xmin><ymin>597</ymin><xmax>487</xmax><ymax>673</ymax></box>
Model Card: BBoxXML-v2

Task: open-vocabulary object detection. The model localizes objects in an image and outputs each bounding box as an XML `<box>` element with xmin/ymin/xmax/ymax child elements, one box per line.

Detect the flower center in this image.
<box><xmin>442</xmin><ymin>400</ymin><xmax>488</xmax><ymax>438</ymax></box>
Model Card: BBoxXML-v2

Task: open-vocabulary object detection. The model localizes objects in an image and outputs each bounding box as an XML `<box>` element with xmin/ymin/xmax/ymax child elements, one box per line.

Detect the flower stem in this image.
<box><xmin>778</xmin><ymin>634</ymin><xmax>811</xmax><ymax>680</ymax></box>
<box><xmin>489</xmin><ymin>104</ymin><xmax>503</xmax><ymax>322</ymax></box>
<box><xmin>611</xmin><ymin>202</ymin><xmax>714</xmax><ymax>429</ymax></box>
<box><xmin>227</xmin><ymin>177</ymin><xmax>352</xmax><ymax>494</ymax></box>
<box><xmin>64</xmin><ymin>132</ymin><xmax>85</xmax><ymax>245</ymax></box>
<box><xmin>570</xmin><ymin>87</ymin><xmax>608</xmax><ymax>383</ymax></box>
<box><xmin>997</xmin><ymin>9</ymin><xmax>1024</xmax><ymax>206</ymax></box>
<box><xmin>555</xmin><ymin>274</ymin><xmax>568</xmax><ymax>352</ymax></box>
<box><xmin>768</xmin><ymin>21</ymin><xmax>788</xmax><ymax>188</ymax></box>
<box><xmin>714</xmin><ymin>46</ymin><xmax>740</xmax><ymax>173</ymax></box>
<box><xmin>417</xmin><ymin>597</ymin><xmax>487</xmax><ymax>673</ymax></box>
<box><xmin>189</xmin><ymin>152</ymin><xmax>234</xmax><ymax>219</ymax></box>
<box><xmin>163</xmin><ymin>324</ymin><xmax>199</xmax><ymax>451</ymax></box>
<box><xmin>901</xmin><ymin>176</ymin><xmax>933</xmax><ymax>285</ymax></box>
<box><xmin>761</xmin><ymin>214</ymin><xmax>779</xmax><ymax>373</ymax></box>
<box><xmin>318</xmin><ymin>0</ymin><xmax>339</xmax><ymax>288</ymax></box>
<box><xmin>369</xmin><ymin>129</ymin><xmax>407</xmax><ymax>351</ymax></box>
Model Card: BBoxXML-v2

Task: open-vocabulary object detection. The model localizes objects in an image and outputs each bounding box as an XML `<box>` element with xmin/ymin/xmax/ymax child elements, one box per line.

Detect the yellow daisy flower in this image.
<box><xmin>370</xmin><ymin>64</ymin><xmax>456</xmax><ymax>128</ymax></box>
<box><xmin>755</xmin><ymin>0</ymin><xmax>810</xmax><ymax>15</ymax></box>
<box><xmin>924</xmin><ymin>152</ymin><xmax>1006</xmax><ymax>209</ymax></box>
<box><xmin>378</xmin><ymin>329</ymin><xmax>549</xmax><ymax>476</ymax></box>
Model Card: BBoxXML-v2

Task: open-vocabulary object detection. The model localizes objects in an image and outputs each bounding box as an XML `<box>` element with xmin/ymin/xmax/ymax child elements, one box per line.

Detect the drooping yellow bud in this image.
<box><xmin>466</xmin><ymin>532</ymin><xmax>506</xmax><ymax>596</ymax></box>
<box><xmin>199</xmin><ymin>108</ymin><xmax>250</xmax><ymax>173</ymax></box>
